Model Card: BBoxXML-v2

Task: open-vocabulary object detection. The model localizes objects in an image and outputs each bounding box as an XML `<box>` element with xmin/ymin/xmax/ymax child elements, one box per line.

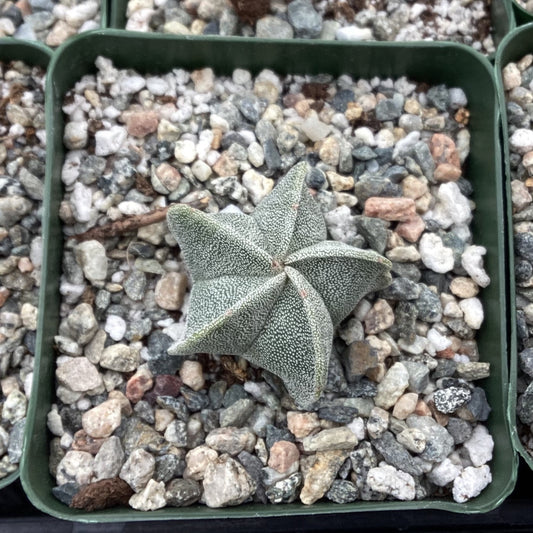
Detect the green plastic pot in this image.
<box><xmin>0</xmin><ymin>38</ymin><xmax>52</xmax><ymax>491</ymax></box>
<box><xmin>109</xmin><ymin>0</ymin><xmax>515</xmax><ymax>57</ymax></box>
<box><xmin>512</xmin><ymin>1</ymin><xmax>533</xmax><ymax>26</ymax></box>
<box><xmin>495</xmin><ymin>23</ymin><xmax>533</xmax><ymax>471</ymax></box>
<box><xmin>20</xmin><ymin>29</ymin><xmax>517</xmax><ymax>522</ymax></box>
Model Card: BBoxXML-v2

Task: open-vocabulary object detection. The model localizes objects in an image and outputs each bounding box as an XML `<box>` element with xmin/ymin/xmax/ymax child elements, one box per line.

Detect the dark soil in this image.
<box><xmin>350</xmin><ymin>110</ymin><xmax>382</xmax><ymax>132</ymax></box>
<box><xmin>230</xmin><ymin>0</ymin><xmax>270</xmax><ymax>26</ymax></box>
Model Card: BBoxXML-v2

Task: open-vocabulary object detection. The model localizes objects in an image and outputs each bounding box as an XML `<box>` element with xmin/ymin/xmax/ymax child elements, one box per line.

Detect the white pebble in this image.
<box><xmin>95</xmin><ymin>126</ymin><xmax>127</xmax><ymax>156</ymax></box>
<box><xmin>61</xmin><ymin>151</ymin><xmax>82</xmax><ymax>186</ymax></box>
<box><xmin>449</xmin><ymin>87</ymin><xmax>468</xmax><ymax>109</ymax></box>
<box><xmin>461</xmin><ymin>245</ymin><xmax>490</xmax><ymax>288</ymax></box>
<box><xmin>510</xmin><ymin>128</ymin><xmax>533</xmax><ymax>155</ymax></box>
<box><xmin>419</xmin><ymin>233</ymin><xmax>454</xmax><ymax>273</ymax></box>
<box><xmin>336</xmin><ymin>26</ymin><xmax>373</xmax><ymax>41</ymax></box>
<box><xmin>427</xmin><ymin>328</ymin><xmax>452</xmax><ymax>352</ymax></box>
<box><xmin>70</xmin><ymin>182</ymin><xmax>93</xmax><ymax>223</ymax></box>
<box><xmin>502</xmin><ymin>63</ymin><xmax>522</xmax><ymax>91</ymax></box>
<box><xmin>367</xmin><ymin>464</ymin><xmax>415</xmax><ymax>500</ymax></box>
<box><xmin>393</xmin><ymin>131</ymin><xmax>420</xmax><ymax>159</ymax></box>
<box><xmin>300</xmin><ymin>114</ymin><xmax>331</xmax><ymax>142</ymax></box>
<box><xmin>247</xmin><ymin>142</ymin><xmax>265</xmax><ymax>167</ymax></box>
<box><xmin>347</xmin><ymin>417</ymin><xmax>365</xmax><ymax>441</ymax></box>
<box><xmin>452</xmin><ymin>465</ymin><xmax>491</xmax><ymax>503</ymax></box>
<box><xmin>353</xmin><ymin>127</ymin><xmax>375</xmax><ymax>146</ymax></box>
<box><xmin>324</xmin><ymin>205</ymin><xmax>358</xmax><ymax>244</ymax></box>
<box><xmin>463</xmin><ymin>425</ymin><xmax>494</xmax><ymax>467</ymax></box>
<box><xmin>233</xmin><ymin>69</ymin><xmax>252</xmax><ymax>86</ymax></box>
<box><xmin>63</xmin><ymin>121</ymin><xmax>88</xmax><ymax>150</ymax></box>
<box><xmin>119</xmin><ymin>74</ymin><xmax>146</xmax><ymax>94</ymax></box>
<box><xmin>146</xmin><ymin>76</ymin><xmax>169</xmax><ymax>95</ymax></box>
<box><xmin>129</xmin><ymin>480</ymin><xmax>166</xmax><ymax>511</ymax></box>
<box><xmin>118</xmin><ymin>201</ymin><xmax>149</xmax><ymax>216</ymax></box>
<box><xmin>458</xmin><ymin>297</ymin><xmax>484</xmax><ymax>330</ymax></box>
<box><xmin>105</xmin><ymin>315</ymin><xmax>127</xmax><ymax>342</ymax></box>
<box><xmin>179</xmin><ymin>360</ymin><xmax>205</xmax><ymax>391</ymax></box>
<box><xmin>191</xmin><ymin>160</ymin><xmax>212</xmax><ymax>182</ymax></box>
<box><xmin>434</xmin><ymin>182</ymin><xmax>472</xmax><ymax>229</ymax></box>
<box><xmin>375</xmin><ymin>129</ymin><xmax>395</xmax><ymax>149</ymax></box>
<box><xmin>242</xmin><ymin>169</ymin><xmax>274</xmax><ymax>205</ymax></box>
<box><xmin>65</xmin><ymin>0</ymin><xmax>99</xmax><ymax>28</ymax></box>
<box><xmin>428</xmin><ymin>458</ymin><xmax>462</xmax><ymax>487</ymax></box>
<box><xmin>174</xmin><ymin>139</ymin><xmax>197</xmax><ymax>164</ymax></box>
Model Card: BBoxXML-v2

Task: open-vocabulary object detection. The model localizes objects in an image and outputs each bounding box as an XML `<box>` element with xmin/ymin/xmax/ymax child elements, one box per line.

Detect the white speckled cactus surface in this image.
<box><xmin>167</xmin><ymin>162</ymin><xmax>392</xmax><ymax>407</ymax></box>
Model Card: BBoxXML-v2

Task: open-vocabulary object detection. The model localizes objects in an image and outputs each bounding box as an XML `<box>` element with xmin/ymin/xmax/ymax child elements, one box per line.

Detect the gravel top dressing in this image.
<box><xmin>0</xmin><ymin>58</ymin><xmax>46</xmax><ymax>481</ymax></box>
<box><xmin>0</xmin><ymin>1</ymin><xmax>101</xmax><ymax>47</ymax></box>
<box><xmin>124</xmin><ymin>0</ymin><xmax>496</xmax><ymax>55</ymax></box>
<box><xmin>48</xmin><ymin>56</ymin><xmax>495</xmax><ymax>512</ymax></box>
<box><xmin>504</xmin><ymin>52</ymin><xmax>533</xmax><ymax>465</ymax></box>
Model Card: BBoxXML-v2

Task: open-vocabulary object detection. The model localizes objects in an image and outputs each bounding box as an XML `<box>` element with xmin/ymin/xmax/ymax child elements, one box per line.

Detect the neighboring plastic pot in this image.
<box><xmin>495</xmin><ymin>23</ymin><xmax>533</xmax><ymax>471</ymax></box>
<box><xmin>512</xmin><ymin>1</ymin><xmax>533</xmax><ymax>26</ymax></box>
<box><xmin>20</xmin><ymin>29</ymin><xmax>517</xmax><ymax>522</ymax></box>
<box><xmin>0</xmin><ymin>38</ymin><xmax>52</xmax><ymax>491</ymax></box>
<box><xmin>109</xmin><ymin>0</ymin><xmax>515</xmax><ymax>56</ymax></box>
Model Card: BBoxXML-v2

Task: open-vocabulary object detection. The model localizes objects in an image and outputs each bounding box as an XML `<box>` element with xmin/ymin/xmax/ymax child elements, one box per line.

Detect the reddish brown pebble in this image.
<box><xmin>126</xmin><ymin>368</ymin><xmax>154</xmax><ymax>404</ymax></box>
<box><xmin>144</xmin><ymin>374</ymin><xmax>181</xmax><ymax>404</ymax></box>
<box><xmin>125</xmin><ymin>111</ymin><xmax>159</xmax><ymax>138</ymax></box>
<box><xmin>268</xmin><ymin>440</ymin><xmax>300</xmax><ymax>473</ymax></box>
<box><xmin>213</xmin><ymin>152</ymin><xmax>239</xmax><ymax>177</ymax></box>
<box><xmin>436</xmin><ymin>347</ymin><xmax>455</xmax><ymax>359</ymax></box>
<box><xmin>428</xmin><ymin>400</ymin><xmax>449</xmax><ymax>426</ymax></box>
<box><xmin>70</xmin><ymin>477</ymin><xmax>134</xmax><ymax>511</ymax></box>
<box><xmin>0</xmin><ymin>287</ymin><xmax>10</xmax><ymax>307</ymax></box>
<box><xmin>71</xmin><ymin>430</ymin><xmax>106</xmax><ymax>454</ymax></box>
<box><xmin>396</xmin><ymin>215</ymin><xmax>426</xmax><ymax>243</ymax></box>
<box><xmin>364</xmin><ymin>197</ymin><xmax>416</xmax><ymax>222</ymax></box>
<box><xmin>429</xmin><ymin>133</ymin><xmax>460</xmax><ymax>167</ymax></box>
<box><xmin>415</xmin><ymin>400</ymin><xmax>432</xmax><ymax>417</ymax></box>
<box><xmin>434</xmin><ymin>163</ymin><xmax>462</xmax><ymax>182</ymax></box>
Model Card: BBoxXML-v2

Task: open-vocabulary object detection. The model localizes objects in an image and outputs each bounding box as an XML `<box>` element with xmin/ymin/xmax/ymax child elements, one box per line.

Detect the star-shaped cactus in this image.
<box><xmin>166</xmin><ymin>162</ymin><xmax>392</xmax><ymax>407</ymax></box>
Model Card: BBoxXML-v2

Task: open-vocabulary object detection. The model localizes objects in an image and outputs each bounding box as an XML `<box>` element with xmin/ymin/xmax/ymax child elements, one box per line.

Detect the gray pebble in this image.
<box><xmin>326</xmin><ymin>479</ymin><xmax>358</xmax><ymax>504</ymax></box>
<box><xmin>219</xmin><ymin>398</ymin><xmax>255</xmax><ymax>428</ymax></box>
<box><xmin>165</xmin><ymin>478</ymin><xmax>201</xmax><ymax>507</ymax></box>
<box><xmin>372</xmin><ymin>431</ymin><xmax>423</xmax><ymax>476</ymax></box>
<box><xmin>287</xmin><ymin>0</ymin><xmax>322</xmax><ymax>38</ymax></box>
<box><xmin>265</xmin><ymin>472</ymin><xmax>302</xmax><ymax>504</ymax></box>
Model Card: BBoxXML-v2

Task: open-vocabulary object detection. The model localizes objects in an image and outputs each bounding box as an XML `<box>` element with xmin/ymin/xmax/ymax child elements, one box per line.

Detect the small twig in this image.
<box><xmin>72</xmin><ymin>206</ymin><xmax>170</xmax><ymax>242</ymax></box>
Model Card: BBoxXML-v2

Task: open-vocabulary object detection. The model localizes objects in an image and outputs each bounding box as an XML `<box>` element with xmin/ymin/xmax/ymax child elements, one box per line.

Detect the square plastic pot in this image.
<box><xmin>495</xmin><ymin>23</ymin><xmax>533</xmax><ymax>471</ymax></box>
<box><xmin>0</xmin><ymin>38</ymin><xmax>52</xmax><ymax>490</ymax></box>
<box><xmin>109</xmin><ymin>0</ymin><xmax>515</xmax><ymax>58</ymax></box>
<box><xmin>20</xmin><ymin>30</ymin><xmax>517</xmax><ymax>522</ymax></box>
